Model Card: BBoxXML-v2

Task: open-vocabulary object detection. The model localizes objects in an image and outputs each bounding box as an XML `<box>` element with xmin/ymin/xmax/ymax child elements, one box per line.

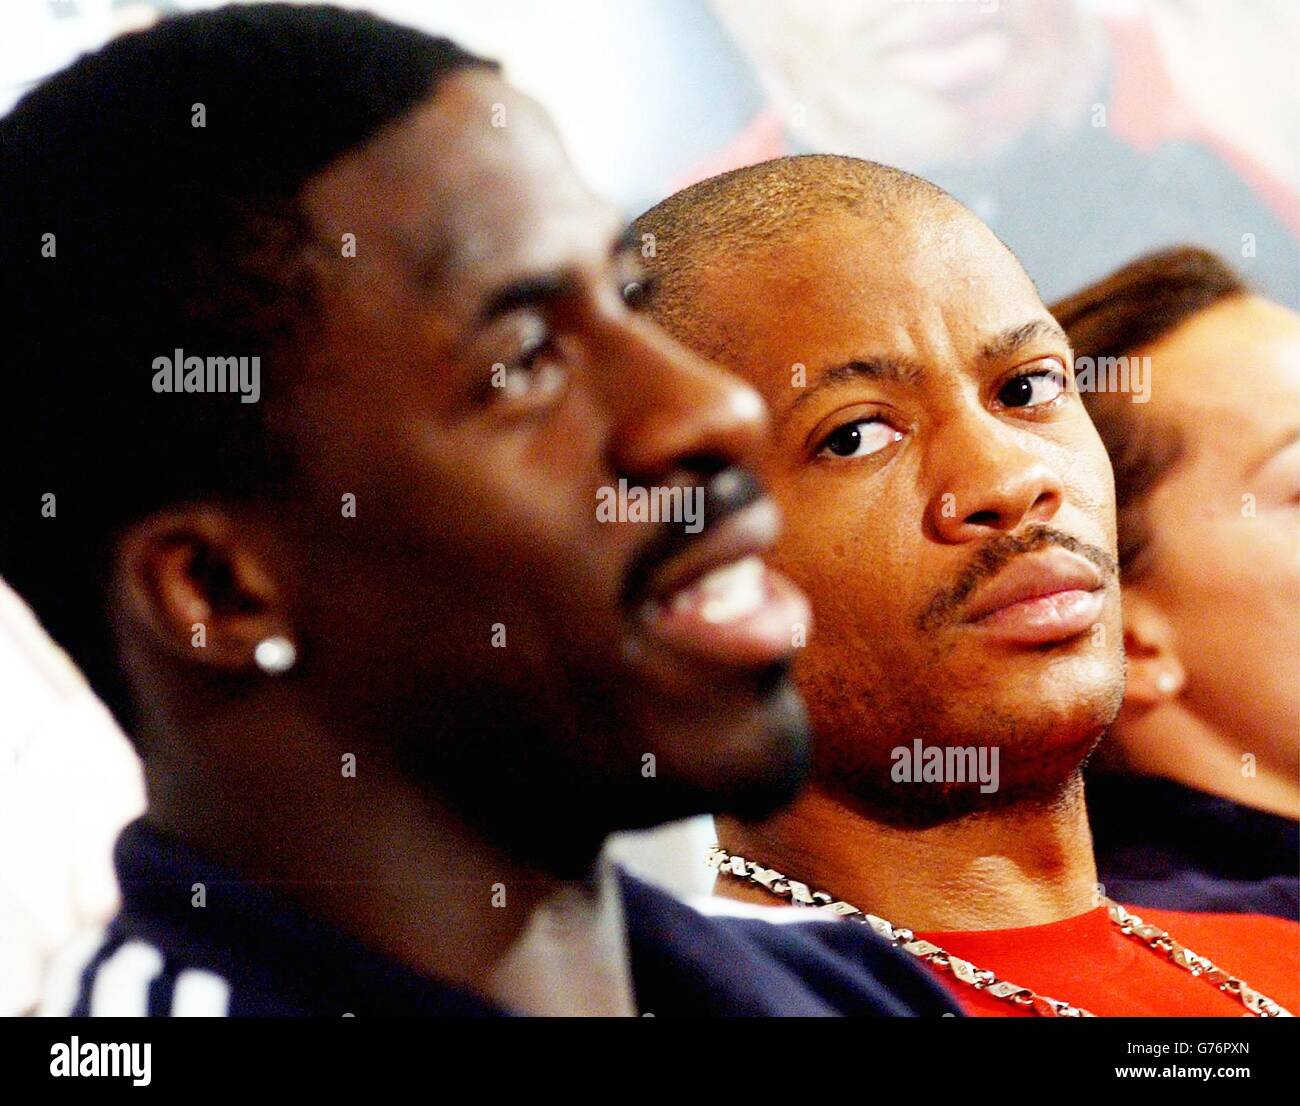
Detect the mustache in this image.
<box><xmin>916</xmin><ymin>524</ymin><xmax>1117</xmax><ymax>632</ymax></box>
<box><xmin>621</xmin><ymin>466</ymin><xmax>764</xmax><ymax>608</ymax></box>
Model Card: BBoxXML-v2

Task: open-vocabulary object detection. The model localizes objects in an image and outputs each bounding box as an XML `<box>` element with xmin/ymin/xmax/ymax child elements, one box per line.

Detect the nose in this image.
<box><xmin>594</xmin><ymin>314</ymin><xmax>768</xmax><ymax>484</ymax></box>
<box><xmin>926</xmin><ymin>411</ymin><xmax>1064</xmax><ymax>543</ymax></box>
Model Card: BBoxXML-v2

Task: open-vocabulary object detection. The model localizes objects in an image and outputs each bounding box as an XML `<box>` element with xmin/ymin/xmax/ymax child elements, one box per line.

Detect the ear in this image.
<box><xmin>1120</xmin><ymin>587</ymin><xmax>1186</xmax><ymax>711</ymax></box>
<box><xmin>113</xmin><ymin>506</ymin><xmax>293</xmax><ymax>673</ymax></box>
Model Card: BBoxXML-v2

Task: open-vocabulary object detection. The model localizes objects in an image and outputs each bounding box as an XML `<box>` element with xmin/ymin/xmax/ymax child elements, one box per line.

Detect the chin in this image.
<box><xmin>831</xmin><ymin>733</ymin><xmax>1101</xmax><ymax>830</ymax></box>
<box><xmin>811</xmin><ymin>675</ymin><xmax>1119</xmax><ymax>828</ymax></box>
<box><xmin>637</xmin><ymin>677</ymin><xmax>813</xmax><ymax>828</ymax></box>
<box><xmin>980</xmin><ymin>645</ymin><xmax>1125</xmax><ymax>728</ymax></box>
<box><xmin>392</xmin><ymin>673</ymin><xmax>812</xmax><ymax>874</ymax></box>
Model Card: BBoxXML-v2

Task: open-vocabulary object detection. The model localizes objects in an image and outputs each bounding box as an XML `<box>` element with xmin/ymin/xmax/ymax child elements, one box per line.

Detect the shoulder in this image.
<box><xmin>1134</xmin><ymin>905</ymin><xmax>1300</xmax><ymax>948</ymax></box>
<box><xmin>1123</xmin><ymin>905</ymin><xmax>1300</xmax><ymax>1013</ymax></box>
<box><xmin>618</xmin><ymin>872</ymin><xmax>960</xmax><ymax>1016</ymax></box>
<box><xmin>713</xmin><ymin>904</ymin><xmax>955</xmax><ymax>1010</ymax></box>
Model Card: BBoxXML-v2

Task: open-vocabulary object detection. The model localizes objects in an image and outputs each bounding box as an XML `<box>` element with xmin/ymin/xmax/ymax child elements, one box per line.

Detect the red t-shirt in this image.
<box><xmin>917</xmin><ymin>905</ymin><xmax>1300</xmax><ymax>1016</ymax></box>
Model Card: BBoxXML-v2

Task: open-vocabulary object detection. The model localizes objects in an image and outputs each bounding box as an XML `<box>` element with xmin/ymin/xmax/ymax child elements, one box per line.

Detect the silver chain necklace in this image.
<box><xmin>707</xmin><ymin>846</ymin><xmax>1292</xmax><ymax>1018</ymax></box>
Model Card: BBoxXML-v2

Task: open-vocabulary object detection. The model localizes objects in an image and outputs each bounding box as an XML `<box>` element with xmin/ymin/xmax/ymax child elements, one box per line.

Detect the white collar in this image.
<box><xmin>486</xmin><ymin>860</ymin><xmax>636</xmax><ymax>1017</ymax></box>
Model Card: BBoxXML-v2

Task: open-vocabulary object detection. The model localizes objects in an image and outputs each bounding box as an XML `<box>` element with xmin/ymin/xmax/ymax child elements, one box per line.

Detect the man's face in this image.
<box><xmin>668</xmin><ymin>202</ymin><xmax>1124</xmax><ymax>821</ymax></box>
<box><xmin>260</xmin><ymin>72</ymin><xmax>811</xmax><ymax>856</ymax></box>
<box><xmin>711</xmin><ymin>0</ymin><xmax>1103</xmax><ymax>167</ymax></box>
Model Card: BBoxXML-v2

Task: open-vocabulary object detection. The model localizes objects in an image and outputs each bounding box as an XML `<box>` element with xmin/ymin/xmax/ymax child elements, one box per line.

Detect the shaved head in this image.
<box><xmin>630</xmin><ymin>155</ymin><xmax>957</xmax><ymax>361</ymax></box>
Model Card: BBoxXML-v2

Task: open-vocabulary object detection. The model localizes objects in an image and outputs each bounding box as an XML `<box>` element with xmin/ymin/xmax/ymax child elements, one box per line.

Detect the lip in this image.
<box><xmin>627</xmin><ymin>499</ymin><xmax>812</xmax><ymax>672</ymax></box>
<box><xmin>961</xmin><ymin>547</ymin><xmax>1106</xmax><ymax>646</ymax></box>
<box><xmin>884</xmin><ymin>28</ymin><xmax>1012</xmax><ymax>95</ymax></box>
<box><xmin>640</xmin><ymin>498</ymin><xmax>779</xmax><ymax>604</ymax></box>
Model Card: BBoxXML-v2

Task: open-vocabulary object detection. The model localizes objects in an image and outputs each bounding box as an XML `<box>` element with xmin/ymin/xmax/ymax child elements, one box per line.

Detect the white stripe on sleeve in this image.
<box><xmin>170</xmin><ymin>967</ymin><xmax>231</xmax><ymax>1017</ymax></box>
<box><xmin>88</xmin><ymin>940</ymin><xmax>164</xmax><ymax>1016</ymax></box>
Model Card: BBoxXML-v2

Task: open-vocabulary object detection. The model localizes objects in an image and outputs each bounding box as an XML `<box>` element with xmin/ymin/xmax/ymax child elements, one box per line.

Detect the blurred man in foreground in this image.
<box><xmin>0</xmin><ymin>7</ymin><xmax>955</xmax><ymax>1018</ymax></box>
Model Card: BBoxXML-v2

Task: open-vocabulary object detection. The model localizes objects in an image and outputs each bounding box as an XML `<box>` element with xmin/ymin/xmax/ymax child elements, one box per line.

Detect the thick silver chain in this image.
<box><xmin>707</xmin><ymin>846</ymin><xmax>1292</xmax><ymax>1018</ymax></box>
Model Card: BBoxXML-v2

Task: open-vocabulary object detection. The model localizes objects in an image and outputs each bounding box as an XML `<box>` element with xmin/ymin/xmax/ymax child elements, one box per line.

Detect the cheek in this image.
<box><xmin>1202</xmin><ymin>520</ymin><xmax>1297</xmax><ymax>603</ymax></box>
<box><xmin>1155</xmin><ymin>506</ymin><xmax>1300</xmax><ymax>659</ymax></box>
<box><xmin>770</xmin><ymin>479</ymin><xmax>920</xmax><ymax>640</ymax></box>
<box><xmin>509</xmin><ymin>479</ymin><xmax>627</xmax><ymax>623</ymax></box>
<box><xmin>1057</xmin><ymin>428</ymin><xmax>1118</xmax><ymax>543</ymax></box>
<box><xmin>1154</xmin><ymin>461</ymin><xmax>1294</xmax><ymax>593</ymax></box>
<box><xmin>409</xmin><ymin>428</ymin><xmax>624</xmax><ymax>642</ymax></box>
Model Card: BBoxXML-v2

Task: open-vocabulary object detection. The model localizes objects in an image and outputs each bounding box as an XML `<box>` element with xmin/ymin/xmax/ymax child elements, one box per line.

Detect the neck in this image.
<box><xmin>717</xmin><ymin>774</ymin><xmax>1099</xmax><ymax>932</ymax></box>
<box><xmin>1107</xmin><ymin>704</ymin><xmax>1300</xmax><ymax>820</ymax></box>
<box><xmin>144</xmin><ymin>707</ymin><xmax>620</xmax><ymax>1010</ymax></box>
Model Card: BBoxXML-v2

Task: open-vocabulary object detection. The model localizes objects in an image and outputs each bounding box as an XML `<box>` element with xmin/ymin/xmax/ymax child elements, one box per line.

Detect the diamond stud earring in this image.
<box><xmin>1155</xmin><ymin>671</ymin><xmax>1179</xmax><ymax>696</ymax></box>
<box><xmin>254</xmin><ymin>635</ymin><xmax>297</xmax><ymax>675</ymax></box>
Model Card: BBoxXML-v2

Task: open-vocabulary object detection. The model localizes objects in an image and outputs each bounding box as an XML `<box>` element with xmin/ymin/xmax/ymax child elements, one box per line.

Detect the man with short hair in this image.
<box><xmin>0</xmin><ymin>9</ymin><xmax>955</xmax><ymax>1018</ymax></box>
<box><xmin>632</xmin><ymin>155</ymin><xmax>1299</xmax><ymax>1016</ymax></box>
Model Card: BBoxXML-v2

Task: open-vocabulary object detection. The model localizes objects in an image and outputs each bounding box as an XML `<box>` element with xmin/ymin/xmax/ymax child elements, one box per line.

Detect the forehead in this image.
<box><xmin>1150</xmin><ymin>296</ymin><xmax>1300</xmax><ymax>416</ymax></box>
<box><xmin>301</xmin><ymin>69</ymin><xmax>619</xmax><ymax>310</ymax></box>
<box><xmin>690</xmin><ymin>205</ymin><xmax>1045</xmax><ymax>390</ymax></box>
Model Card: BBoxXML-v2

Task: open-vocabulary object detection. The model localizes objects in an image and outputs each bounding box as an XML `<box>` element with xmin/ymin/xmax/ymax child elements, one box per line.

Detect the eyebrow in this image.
<box><xmin>474</xmin><ymin>225</ymin><xmax>642</xmax><ymax>325</ymax></box>
<box><xmin>781</xmin><ymin>317</ymin><xmax>1073</xmax><ymax>427</ymax></box>
<box><xmin>612</xmin><ymin>222</ymin><xmax>641</xmax><ymax>256</ymax></box>
<box><xmin>788</xmin><ymin>356</ymin><xmax>928</xmax><ymax>415</ymax></box>
<box><xmin>477</xmin><ymin>271</ymin><xmax>574</xmax><ymax>324</ymax></box>
<box><xmin>980</xmin><ymin>318</ymin><xmax>1071</xmax><ymax>361</ymax></box>
<box><xmin>1246</xmin><ymin>426</ymin><xmax>1300</xmax><ymax>477</ymax></box>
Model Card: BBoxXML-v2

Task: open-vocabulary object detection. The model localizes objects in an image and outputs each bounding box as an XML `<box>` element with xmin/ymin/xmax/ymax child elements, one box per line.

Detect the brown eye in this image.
<box><xmin>819</xmin><ymin>419</ymin><xmax>902</xmax><ymax>459</ymax></box>
<box><xmin>622</xmin><ymin>276</ymin><xmax>657</xmax><ymax>309</ymax></box>
<box><xmin>998</xmin><ymin>369</ymin><xmax>1065</xmax><ymax>409</ymax></box>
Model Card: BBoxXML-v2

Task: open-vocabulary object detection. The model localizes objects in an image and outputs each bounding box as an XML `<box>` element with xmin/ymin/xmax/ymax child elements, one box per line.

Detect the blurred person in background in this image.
<box><xmin>703</xmin><ymin>0</ymin><xmax>1300</xmax><ymax>305</ymax></box>
<box><xmin>1052</xmin><ymin>247</ymin><xmax>1300</xmax><ymax>920</ymax></box>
